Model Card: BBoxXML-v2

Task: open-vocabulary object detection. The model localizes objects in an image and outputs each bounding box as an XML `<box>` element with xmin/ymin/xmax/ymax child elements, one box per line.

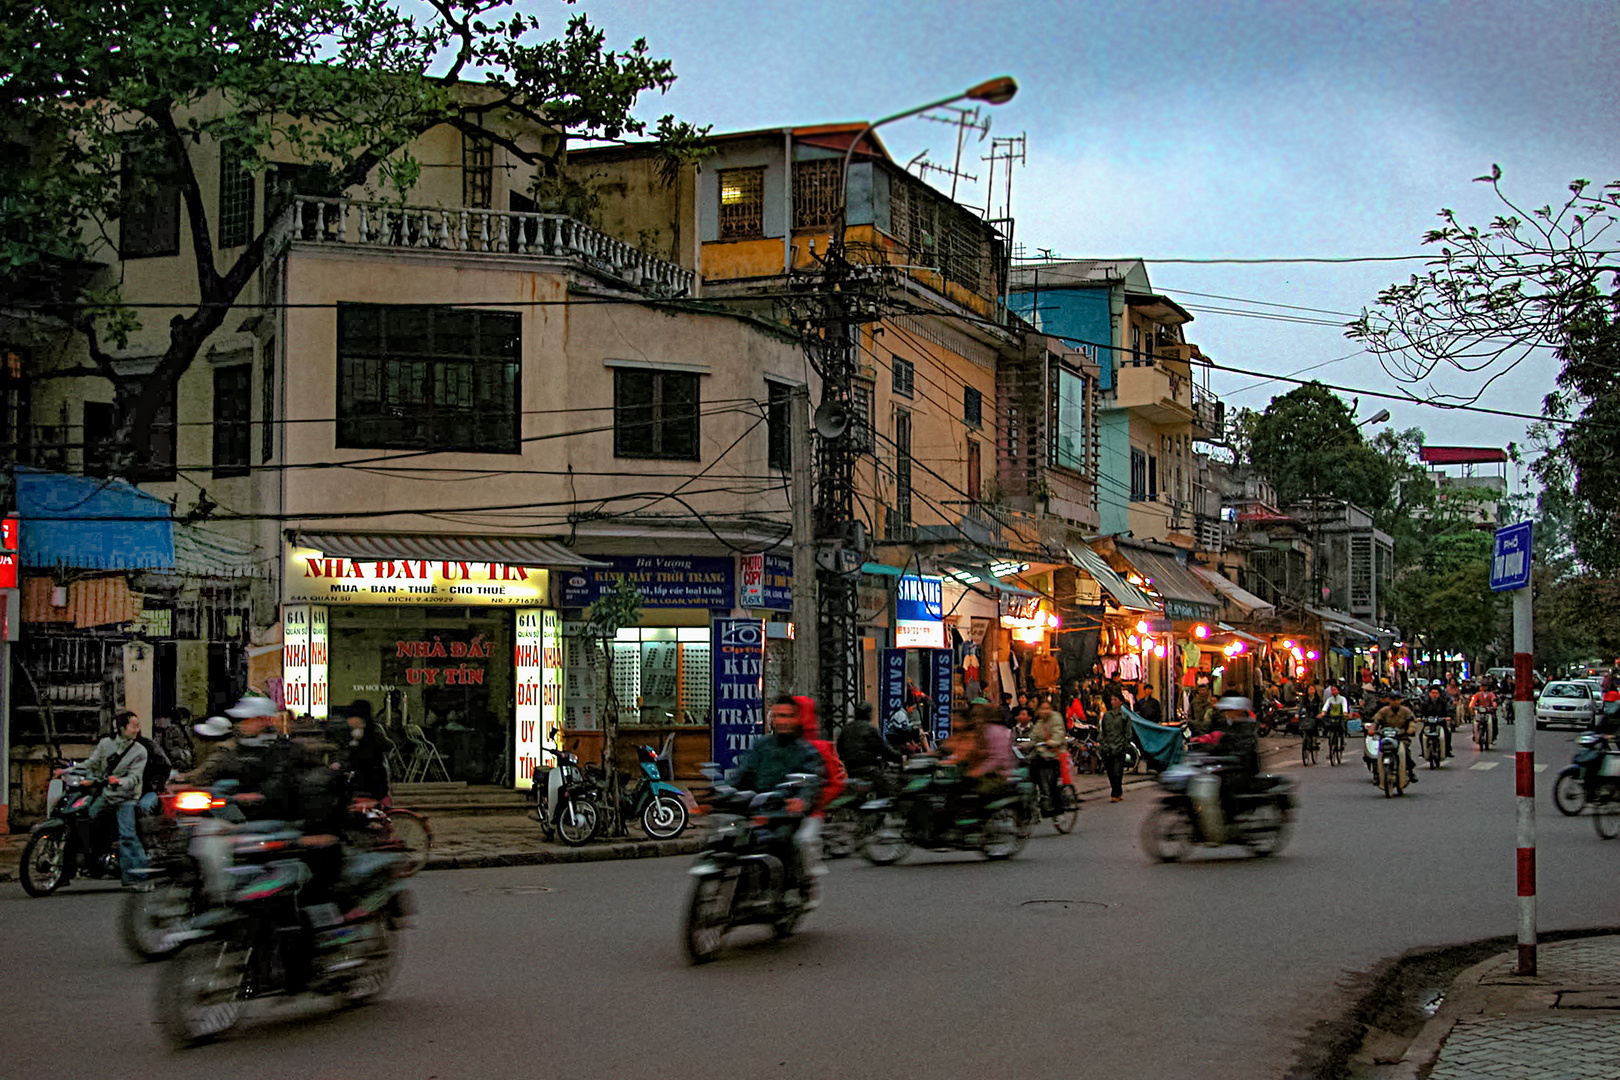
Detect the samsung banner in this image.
<box><xmin>880</xmin><ymin>647</ymin><xmax>907</xmax><ymax>733</ymax></box>
<box><xmin>930</xmin><ymin>648</ymin><xmax>953</xmax><ymax>743</ymax></box>
<box><xmin>895</xmin><ymin>573</ymin><xmax>946</xmax><ymax>649</ymax></box>
<box><xmin>711</xmin><ymin>617</ymin><xmax>766</xmax><ymax>772</ymax></box>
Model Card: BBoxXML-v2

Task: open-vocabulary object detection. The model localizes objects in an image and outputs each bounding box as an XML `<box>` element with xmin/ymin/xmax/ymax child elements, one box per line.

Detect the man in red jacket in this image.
<box><xmin>793</xmin><ymin>695</ymin><xmax>845</xmax><ymax>909</ymax></box>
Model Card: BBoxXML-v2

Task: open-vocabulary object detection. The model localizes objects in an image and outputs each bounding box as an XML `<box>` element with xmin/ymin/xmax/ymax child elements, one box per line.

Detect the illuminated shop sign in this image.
<box><xmin>283</xmin><ymin>605</ymin><xmax>311</xmax><ymax>715</ymax></box>
<box><xmin>283</xmin><ymin>544</ymin><xmax>550</xmax><ymax>606</ymax></box>
<box><xmin>895</xmin><ymin>573</ymin><xmax>945</xmax><ymax>649</ymax></box>
<box><xmin>514</xmin><ymin>608</ymin><xmax>565</xmax><ymax>788</ymax></box>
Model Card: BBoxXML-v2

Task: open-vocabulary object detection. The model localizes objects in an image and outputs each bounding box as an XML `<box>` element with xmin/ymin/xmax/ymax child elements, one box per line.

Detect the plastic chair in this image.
<box><xmin>405</xmin><ymin>723</ymin><xmax>452</xmax><ymax>783</ymax></box>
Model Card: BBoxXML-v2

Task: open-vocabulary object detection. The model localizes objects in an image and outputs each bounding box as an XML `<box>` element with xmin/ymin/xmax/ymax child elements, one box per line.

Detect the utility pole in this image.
<box><xmin>1490</xmin><ymin>517</ymin><xmax>1535</xmax><ymax>975</ymax></box>
<box><xmin>789</xmin><ymin>386</ymin><xmax>818</xmax><ymax>698</ymax></box>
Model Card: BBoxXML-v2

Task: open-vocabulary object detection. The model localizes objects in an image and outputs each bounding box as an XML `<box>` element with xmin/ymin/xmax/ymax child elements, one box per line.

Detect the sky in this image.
<box><xmin>570</xmin><ymin>0</ymin><xmax>1619</xmax><ymax>480</ymax></box>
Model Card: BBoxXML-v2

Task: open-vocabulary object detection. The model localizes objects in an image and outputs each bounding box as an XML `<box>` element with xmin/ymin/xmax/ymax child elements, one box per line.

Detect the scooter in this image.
<box><xmin>1140</xmin><ymin>751</ymin><xmax>1294</xmax><ymax>861</ymax></box>
<box><xmin>1553</xmin><ymin>732</ymin><xmax>1618</xmax><ymax>816</ymax></box>
<box><xmin>531</xmin><ymin>745</ymin><xmax>600</xmax><ymax>846</ymax></box>
<box><xmin>20</xmin><ymin>764</ymin><xmax>162</xmax><ymax>897</ymax></box>
<box><xmin>613</xmin><ymin>742</ymin><xmax>690</xmax><ymax>840</ymax></box>
<box><xmin>1421</xmin><ymin>715</ymin><xmax>1447</xmax><ymax>769</ymax></box>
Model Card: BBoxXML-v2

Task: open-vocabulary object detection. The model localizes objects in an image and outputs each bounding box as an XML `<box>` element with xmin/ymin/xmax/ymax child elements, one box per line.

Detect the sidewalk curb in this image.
<box><xmin>422</xmin><ymin>836</ymin><xmax>700</xmax><ymax>871</ymax></box>
<box><xmin>1386</xmin><ymin>950</ymin><xmax>1508</xmax><ymax>1080</ymax></box>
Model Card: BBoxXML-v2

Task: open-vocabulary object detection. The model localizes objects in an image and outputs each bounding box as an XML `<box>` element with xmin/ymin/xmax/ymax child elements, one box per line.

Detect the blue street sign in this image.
<box><xmin>1490</xmin><ymin>521</ymin><xmax>1533</xmax><ymax>592</ymax></box>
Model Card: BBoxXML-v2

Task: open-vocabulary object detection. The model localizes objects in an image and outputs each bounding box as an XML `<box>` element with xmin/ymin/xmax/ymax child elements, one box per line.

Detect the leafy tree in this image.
<box><xmin>1246</xmin><ymin>382</ymin><xmax>1395</xmax><ymax>510</ymax></box>
<box><xmin>1531</xmin><ymin>313</ymin><xmax>1620</xmax><ymax>573</ymax></box>
<box><xmin>585</xmin><ymin>576</ymin><xmax>641</xmax><ymax>836</ymax></box>
<box><xmin>1387</xmin><ymin>529</ymin><xmax>1503</xmax><ymax>669</ymax></box>
<box><xmin>0</xmin><ymin>0</ymin><xmax>702</xmax><ymax>463</ymax></box>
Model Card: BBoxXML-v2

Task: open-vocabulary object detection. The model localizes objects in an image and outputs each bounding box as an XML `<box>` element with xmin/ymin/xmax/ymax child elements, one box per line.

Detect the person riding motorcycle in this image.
<box><xmin>1025</xmin><ymin>702</ymin><xmax>1066</xmax><ymax>817</ymax></box>
<box><xmin>730</xmin><ymin>697</ymin><xmax>825</xmax><ymax>901</ymax></box>
<box><xmin>64</xmin><ymin>710</ymin><xmax>149</xmax><ymax>887</ymax></box>
<box><xmin>1208</xmin><ymin>696</ymin><xmax>1261</xmax><ymax>822</ymax></box>
<box><xmin>1416</xmin><ymin>685</ymin><xmax>1453</xmax><ymax>758</ymax></box>
<box><xmin>1371</xmin><ymin>690</ymin><xmax>1421</xmax><ymax>785</ymax></box>
<box><xmin>836</xmin><ymin>701</ymin><xmax>901</xmax><ymax>795</ymax></box>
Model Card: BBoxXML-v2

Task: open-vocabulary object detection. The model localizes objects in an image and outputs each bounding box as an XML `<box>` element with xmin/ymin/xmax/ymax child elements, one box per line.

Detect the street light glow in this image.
<box><xmin>966</xmin><ymin>76</ymin><xmax>1019</xmax><ymax>106</ymax></box>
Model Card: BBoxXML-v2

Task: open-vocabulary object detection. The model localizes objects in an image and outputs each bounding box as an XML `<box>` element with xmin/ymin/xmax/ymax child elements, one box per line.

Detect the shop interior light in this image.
<box><xmin>1306</xmin><ymin>649</ymin><xmax>1319</xmax><ymax>660</ymax></box>
<box><xmin>1194</xmin><ymin>624</ymin><xmax>1210</xmax><ymax>640</ymax></box>
<box><xmin>1153</xmin><ymin>643</ymin><xmax>1167</xmax><ymax>658</ymax></box>
<box><xmin>1290</xmin><ymin>647</ymin><xmax>1304</xmax><ymax>660</ymax></box>
<box><xmin>1128</xmin><ymin>634</ymin><xmax>1140</xmax><ymax>648</ymax></box>
<box><xmin>1135</xmin><ymin>620</ymin><xmax>1151</xmax><ymax>635</ymax></box>
<box><xmin>1213</xmin><ymin>665</ymin><xmax>1226</xmax><ymax>677</ymax></box>
<box><xmin>1233</xmin><ymin>642</ymin><xmax>1246</xmax><ymax>655</ymax></box>
<box><xmin>1283</xmin><ymin>639</ymin><xmax>1295</xmax><ymax>650</ymax></box>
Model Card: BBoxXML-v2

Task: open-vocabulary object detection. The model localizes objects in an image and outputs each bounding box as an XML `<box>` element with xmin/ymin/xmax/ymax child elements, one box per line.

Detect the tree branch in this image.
<box><xmin>149</xmin><ymin>107</ymin><xmax>222</xmax><ymax>300</ymax></box>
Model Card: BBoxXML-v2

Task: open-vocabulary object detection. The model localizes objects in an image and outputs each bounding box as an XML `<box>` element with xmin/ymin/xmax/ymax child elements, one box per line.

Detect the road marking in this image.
<box><xmin>1535</xmin><ymin>764</ymin><xmax>1549</xmax><ymax>773</ymax></box>
<box><xmin>1470</xmin><ymin>762</ymin><xmax>1500</xmax><ymax>771</ymax></box>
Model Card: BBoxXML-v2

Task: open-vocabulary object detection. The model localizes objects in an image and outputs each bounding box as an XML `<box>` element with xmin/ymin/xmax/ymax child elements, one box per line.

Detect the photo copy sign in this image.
<box><xmin>712</xmin><ymin>618</ymin><xmax>766</xmax><ymax>772</ymax></box>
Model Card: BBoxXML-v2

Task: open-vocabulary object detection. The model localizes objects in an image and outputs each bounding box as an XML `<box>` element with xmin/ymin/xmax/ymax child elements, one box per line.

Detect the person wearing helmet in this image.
<box><xmin>1416</xmin><ymin>683</ymin><xmax>1453</xmax><ymax>758</ymax></box>
<box><xmin>1207</xmin><ymin>696</ymin><xmax>1261</xmax><ymax>823</ymax></box>
<box><xmin>1371</xmin><ymin>688</ymin><xmax>1421</xmax><ymax>785</ymax></box>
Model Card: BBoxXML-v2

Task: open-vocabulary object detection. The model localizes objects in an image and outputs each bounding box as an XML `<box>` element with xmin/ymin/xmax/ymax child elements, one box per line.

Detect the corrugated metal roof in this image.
<box><xmin>1114</xmin><ymin>544</ymin><xmax>1220</xmax><ymax>616</ymax></box>
<box><xmin>1191</xmin><ymin>566</ymin><xmax>1275</xmax><ymax>617</ymax></box>
<box><xmin>1068</xmin><ymin>546</ymin><xmax>1157</xmax><ymax>612</ymax></box>
<box><xmin>294</xmin><ymin>531</ymin><xmax>607</xmax><ymax>569</ymax></box>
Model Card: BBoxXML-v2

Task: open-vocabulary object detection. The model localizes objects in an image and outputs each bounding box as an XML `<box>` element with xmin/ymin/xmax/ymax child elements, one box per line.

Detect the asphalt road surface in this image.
<box><xmin>5</xmin><ymin>727</ymin><xmax>1617</xmax><ymax>1080</ymax></box>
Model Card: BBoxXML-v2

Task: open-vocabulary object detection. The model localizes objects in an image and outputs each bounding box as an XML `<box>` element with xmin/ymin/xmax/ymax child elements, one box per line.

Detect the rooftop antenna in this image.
<box><xmin>918</xmin><ymin>103</ymin><xmax>990</xmax><ymax>201</ymax></box>
<box><xmin>982</xmin><ymin>133</ymin><xmax>1027</xmax><ymax>220</ymax></box>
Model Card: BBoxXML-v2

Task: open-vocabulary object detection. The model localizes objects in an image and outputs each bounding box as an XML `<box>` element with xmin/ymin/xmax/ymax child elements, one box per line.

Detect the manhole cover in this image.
<box><xmin>460</xmin><ymin>885</ymin><xmax>554</xmax><ymax>895</ymax></box>
<box><xmin>1019</xmin><ymin>899</ymin><xmax>1109</xmax><ymax>916</ymax></box>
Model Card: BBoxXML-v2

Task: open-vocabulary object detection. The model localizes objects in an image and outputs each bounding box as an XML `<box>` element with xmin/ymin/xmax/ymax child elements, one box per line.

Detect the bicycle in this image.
<box><xmin>1325</xmin><ymin>718</ymin><xmax>1346</xmax><ymax>766</ymax></box>
<box><xmin>1475</xmin><ymin>711</ymin><xmax>1492</xmax><ymax>751</ymax></box>
<box><xmin>1300</xmin><ymin>723</ymin><xmax>1319</xmax><ymax>766</ymax></box>
<box><xmin>355</xmin><ymin>800</ymin><xmax>433</xmax><ymax>875</ymax></box>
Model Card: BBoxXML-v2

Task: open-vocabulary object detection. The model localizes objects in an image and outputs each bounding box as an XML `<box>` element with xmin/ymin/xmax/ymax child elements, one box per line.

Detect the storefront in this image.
<box><xmin>1067</xmin><ymin>544</ymin><xmax>1160</xmax><ymax>708</ymax></box>
<box><xmin>281</xmin><ymin>534</ymin><xmax>587</xmax><ymax>790</ymax></box>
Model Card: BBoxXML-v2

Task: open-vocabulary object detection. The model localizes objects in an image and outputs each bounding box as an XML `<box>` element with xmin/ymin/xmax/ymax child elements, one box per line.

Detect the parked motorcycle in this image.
<box><xmin>1421</xmin><ymin>715</ymin><xmax>1447</xmax><ymax>770</ymax></box>
<box><xmin>531</xmin><ymin>745</ymin><xmax>601</xmax><ymax>846</ymax></box>
<box><xmin>21</xmin><ymin>764</ymin><xmax>135</xmax><ymax>896</ymax></box>
<box><xmin>683</xmin><ymin>772</ymin><xmax>817</xmax><ymax>964</ymax></box>
<box><xmin>1140</xmin><ymin>752</ymin><xmax>1294</xmax><ymax>861</ymax></box>
<box><xmin>860</xmin><ymin>757</ymin><xmax>1033</xmax><ymax>865</ymax></box>
<box><xmin>1256</xmin><ymin>704</ymin><xmax>1298</xmax><ymax>739</ymax></box>
<box><xmin>1553</xmin><ymin>732</ymin><xmax>1618</xmax><ymax>816</ymax></box>
<box><xmin>613</xmin><ymin>743</ymin><xmax>690</xmax><ymax>840</ymax></box>
<box><xmin>154</xmin><ymin>826</ymin><xmax>413</xmax><ymax>1047</ymax></box>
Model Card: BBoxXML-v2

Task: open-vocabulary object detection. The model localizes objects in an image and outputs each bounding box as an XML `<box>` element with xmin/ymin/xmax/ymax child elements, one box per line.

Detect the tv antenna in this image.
<box><xmin>983</xmin><ymin>133</ymin><xmax>1027</xmax><ymax>220</ymax></box>
<box><xmin>918</xmin><ymin>104</ymin><xmax>991</xmax><ymax>201</ymax></box>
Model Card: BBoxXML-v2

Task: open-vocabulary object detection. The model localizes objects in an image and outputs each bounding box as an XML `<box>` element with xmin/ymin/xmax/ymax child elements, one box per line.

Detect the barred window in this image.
<box><xmin>213</xmin><ymin>363</ymin><xmax>252</xmax><ymax>477</ymax></box>
<box><xmin>717</xmin><ymin>167</ymin><xmax>765</xmax><ymax>240</ymax></box>
<box><xmin>337</xmin><ymin>304</ymin><xmax>521</xmax><ymax>454</ymax></box>
<box><xmin>891</xmin><ymin>356</ymin><xmax>914</xmax><ymax>399</ymax></box>
<box><xmin>792</xmin><ymin>159</ymin><xmax>842</xmax><ymax>230</ymax></box>
<box><xmin>850</xmin><ymin>379</ymin><xmax>874</xmax><ymax>454</ymax></box>
<box><xmin>217</xmin><ymin>143</ymin><xmax>255</xmax><ymax>249</ymax></box>
<box><xmin>964</xmin><ymin>385</ymin><xmax>982</xmax><ymax>428</ymax></box>
<box><xmin>463</xmin><ymin>130</ymin><xmax>493</xmax><ymax>209</ymax></box>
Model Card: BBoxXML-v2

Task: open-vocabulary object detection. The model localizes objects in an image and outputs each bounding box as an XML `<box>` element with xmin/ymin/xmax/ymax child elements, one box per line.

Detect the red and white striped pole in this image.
<box><xmin>1513</xmin><ymin>583</ymin><xmax>1536</xmax><ymax>976</ymax></box>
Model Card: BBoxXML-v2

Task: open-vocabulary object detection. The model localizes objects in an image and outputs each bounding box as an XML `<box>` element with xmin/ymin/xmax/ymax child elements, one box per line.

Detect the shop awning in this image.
<box><xmin>1307</xmin><ymin>605</ymin><xmax>1379</xmax><ymax>643</ymax></box>
<box><xmin>16</xmin><ymin>467</ymin><xmax>175</xmax><ymax>572</ymax></box>
<box><xmin>1190</xmin><ymin>566</ymin><xmax>1275</xmax><ymax>618</ymax></box>
<box><xmin>861</xmin><ymin>561</ymin><xmax>904</xmax><ymax>577</ymax></box>
<box><xmin>1067</xmin><ymin>546</ymin><xmax>1157</xmax><ymax>612</ymax></box>
<box><xmin>1218</xmin><ymin>623</ymin><xmax>1266</xmax><ymax>644</ymax></box>
<box><xmin>943</xmin><ymin>564</ymin><xmax>1041</xmax><ymax>599</ymax></box>
<box><xmin>294</xmin><ymin>531</ymin><xmax>607</xmax><ymax>569</ymax></box>
<box><xmin>1115</xmin><ymin>544</ymin><xmax>1220</xmax><ymax>619</ymax></box>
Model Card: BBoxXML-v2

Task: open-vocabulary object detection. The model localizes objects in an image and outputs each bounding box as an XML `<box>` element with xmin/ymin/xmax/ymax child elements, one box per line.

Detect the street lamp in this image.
<box><xmin>1357</xmin><ymin>408</ymin><xmax>1391</xmax><ymax>428</ymax></box>
<box><xmin>837</xmin><ymin>76</ymin><xmax>1019</xmax><ymax>243</ymax></box>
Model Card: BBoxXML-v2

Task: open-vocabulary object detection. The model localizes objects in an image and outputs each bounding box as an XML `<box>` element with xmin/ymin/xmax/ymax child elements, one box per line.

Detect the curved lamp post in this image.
<box><xmin>835</xmin><ymin>76</ymin><xmax>1019</xmax><ymax>246</ymax></box>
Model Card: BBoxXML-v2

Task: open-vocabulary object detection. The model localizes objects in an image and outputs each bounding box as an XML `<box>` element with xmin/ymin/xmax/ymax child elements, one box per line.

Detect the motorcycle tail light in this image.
<box><xmin>174</xmin><ymin>790</ymin><xmax>215</xmax><ymax>813</ymax></box>
<box><xmin>751</xmin><ymin>815</ymin><xmax>769</xmax><ymax>827</ymax></box>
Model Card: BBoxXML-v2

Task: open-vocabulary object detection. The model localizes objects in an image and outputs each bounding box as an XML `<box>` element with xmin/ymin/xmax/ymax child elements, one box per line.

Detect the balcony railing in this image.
<box><xmin>282</xmin><ymin>196</ymin><xmax>696</xmax><ymax>297</ymax></box>
<box><xmin>1191</xmin><ymin>381</ymin><xmax>1223</xmax><ymax>438</ymax></box>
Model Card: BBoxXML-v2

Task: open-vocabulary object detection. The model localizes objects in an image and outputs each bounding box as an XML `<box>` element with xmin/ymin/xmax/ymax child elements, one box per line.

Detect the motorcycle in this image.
<box><xmin>612</xmin><ymin>742</ymin><xmax>690</xmax><ymax>841</ymax></box>
<box><xmin>822</xmin><ymin>769</ymin><xmax>891</xmax><ymax>859</ymax></box>
<box><xmin>120</xmin><ymin>787</ymin><xmax>227</xmax><ymax>961</ymax></box>
<box><xmin>683</xmin><ymin>772</ymin><xmax>817</xmax><ymax>964</ymax></box>
<box><xmin>1140</xmin><ymin>751</ymin><xmax>1293</xmax><ymax>860</ymax></box>
<box><xmin>530</xmin><ymin>744</ymin><xmax>601</xmax><ymax>846</ymax></box>
<box><xmin>859</xmin><ymin>756</ymin><xmax>1033</xmax><ymax>865</ymax></box>
<box><xmin>154</xmin><ymin>825</ymin><xmax>413</xmax><ymax>1047</ymax></box>
<box><xmin>1421</xmin><ymin>715</ymin><xmax>1447</xmax><ymax>770</ymax></box>
<box><xmin>21</xmin><ymin>764</ymin><xmax>155</xmax><ymax>897</ymax></box>
<box><xmin>1013</xmin><ymin>741</ymin><xmax>1080</xmax><ymax>834</ymax></box>
<box><xmin>1553</xmin><ymin>732</ymin><xmax>1618</xmax><ymax>816</ymax></box>
<box><xmin>1368</xmin><ymin>727</ymin><xmax>1410</xmax><ymax>796</ymax></box>
<box><xmin>1256</xmin><ymin>704</ymin><xmax>1298</xmax><ymax>739</ymax></box>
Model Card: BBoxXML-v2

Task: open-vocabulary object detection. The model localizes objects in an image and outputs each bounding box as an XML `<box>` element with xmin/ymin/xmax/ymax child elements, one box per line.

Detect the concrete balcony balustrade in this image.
<box><xmin>1113</xmin><ymin>357</ymin><xmax>1196</xmax><ymax>427</ymax></box>
<box><xmin>282</xmin><ymin>195</ymin><xmax>697</xmax><ymax>296</ymax></box>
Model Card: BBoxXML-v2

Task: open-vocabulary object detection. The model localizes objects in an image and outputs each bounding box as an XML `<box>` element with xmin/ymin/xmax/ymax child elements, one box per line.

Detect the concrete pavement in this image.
<box><xmin>1372</xmin><ymin>934</ymin><xmax>1620</xmax><ymax>1080</ymax></box>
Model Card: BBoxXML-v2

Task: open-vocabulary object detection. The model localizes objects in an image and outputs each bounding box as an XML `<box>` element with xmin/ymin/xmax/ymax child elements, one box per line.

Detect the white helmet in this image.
<box><xmin>1215</xmin><ymin>695</ymin><xmax>1254</xmax><ymax>720</ymax></box>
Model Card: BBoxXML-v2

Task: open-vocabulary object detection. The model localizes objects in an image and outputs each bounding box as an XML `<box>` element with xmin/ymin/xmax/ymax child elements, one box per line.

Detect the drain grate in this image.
<box><xmin>460</xmin><ymin>885</ymin><xmax>554</xmax><ymax>895</ymax></box>
<box><xmin>1019</xmin><ymin>899</ymin><xmax>1110</xmax><ymax>916</ymax></box>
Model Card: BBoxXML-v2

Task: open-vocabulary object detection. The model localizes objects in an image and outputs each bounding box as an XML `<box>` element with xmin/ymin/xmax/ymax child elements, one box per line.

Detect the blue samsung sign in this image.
<box><xmin>895</xmin><ymin>573</ymin><xmax>943</xmax><ymax>622</ymax></box>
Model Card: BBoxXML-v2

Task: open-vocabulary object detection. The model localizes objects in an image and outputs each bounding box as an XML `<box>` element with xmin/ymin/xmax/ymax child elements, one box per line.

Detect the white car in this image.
<box><xmin>1536</xmin><ymin>681</ymin><xmax>1599</xmax><ymax>730</ymax></box>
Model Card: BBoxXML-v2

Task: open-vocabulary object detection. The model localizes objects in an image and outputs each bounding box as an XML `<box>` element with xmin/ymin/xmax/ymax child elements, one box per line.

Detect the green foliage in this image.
<box><xmin>1387</xmin><ymin>529</ymin><xmax>1501</xmax><ymax>660</ymax></box>
<box><xmin>1532</xmin><ymin>311</ymin><xmax>1620</xmax><ymax>574</ymax></box>
<box><xmin>0</xmin><ymin>0</ymin><xmax>704</xmax><ymax>449</ymax></box>
<box><xmin>1247</xmin><ymin>382</ymin><xmax>1395</xmax><ymax>510</ymax></box>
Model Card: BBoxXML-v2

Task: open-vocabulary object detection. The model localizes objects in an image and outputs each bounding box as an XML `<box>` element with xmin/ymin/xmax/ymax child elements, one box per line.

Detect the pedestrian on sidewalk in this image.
<box><xmin>1099</xmin><ymin>689</ymin><xmax>1132</xmax><ymax>802</ymax></box>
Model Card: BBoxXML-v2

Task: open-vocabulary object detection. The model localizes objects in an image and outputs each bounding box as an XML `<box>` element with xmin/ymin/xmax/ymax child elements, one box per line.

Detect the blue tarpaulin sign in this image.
<box><xmin>15</xmin><ymin>467</ymin><xmax>174</xmax><ymax>571</ymax></box>
<box><xmin>1490</xmin><ymin>522</ymin><xmax>1533</xmax><ymax>592</ymax></box>
<box><xmin>561</xmin><ymin>554</ymin><xmax>735</xmax><ymax>608</ymax></box>
<box><xmin>711</xmin><ymin>617</ymin><xmax>766</xmax><ymax>772</ymax></box>
<box><xmin>880</xmin><ymin>648</ymin><xmax>907</xmax><ymax>732</ymax></box>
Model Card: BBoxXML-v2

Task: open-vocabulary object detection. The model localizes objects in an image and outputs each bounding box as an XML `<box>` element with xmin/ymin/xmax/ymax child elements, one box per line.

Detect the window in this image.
<box><xmin>260</xmin><ymin>336</ymin><xmax>276</xmax><ymax>463</ymax></box>
<box><xmin>966</xmin><ymin>440</ymin><xmax>981</xmax><ymax>502</ymax></box>
<box><xmin>891</xmin><ymin>356</ymin><xmax>914</xmax><ymax>399</ymax></box>
<box><xmin>212</xmin><ymin>364</ymin><xmax>252</xmax><ymax>477</ymax></box>
<box><xmin>120</xmin><ymin>131</ymin><xmax>181</xmax><ymax>258</ymax></box>
<box><xmin>963</xmin><ymin>385</ymin><xmax>982</xmax><ymax>428</ymax></box>
<box><xmin>766</xmin><ymin>380</ymin><xmax>792</xmax><ymax>471</ymax></box>
<box><xmin>717</xmin><ymin>167</ymin><xmax>765</xmax><ymax>240</ymax></box>
<box><xmin>217</xmin><ymin>142</ymin><xmax>255</xmax><ymax>249</ymax></box>
<box><xmin>1050</xmin><ymin>366</ymin><xmax>1088</xmax><ymax>472</ymax></box>
<box><xmin>0</xmin><ymin>346</ymin><xmax>30</xmax><ymax>466</ymax></box>
<box><xmin>1148</xmin><ymin>454</ymin><xmax>1159</xmax><ymax>501</ymax></box>
<box><xmin>894</xmin><ymin>410</ymin><xmax>913</xmax><ymax>527</ymax></box>
<box><xmin>1130</xmin><ymin>447</ymin><xmax>1148</xmax><ymax>502</ymax></box>
<box><xmin>84</xmin><ymin>384</ymin><xmax>177</xmax><ymax>481</ymax></box>
<box><xmin>337</xmin><ymin>304</ymin><xmax>521</xmax><ymax>454</ymax></box>
<box><xmin>792</xmin><ymin>159</ymin><xmax>843</xmax><ymax>230</ymax></box>
<box><xmin>614</xmin><ymin>368</ymin><xmax>700</xmax><ymax>461</ymax></box>
<box><xmin>463</xmin><ymin>130</ymin><xmax>494</xmax><ymax>209</ymax></box>
<box><xmin>850</xmin><ymin>379</ymin><xmax>874</xmax><ymax>454</ymax></box>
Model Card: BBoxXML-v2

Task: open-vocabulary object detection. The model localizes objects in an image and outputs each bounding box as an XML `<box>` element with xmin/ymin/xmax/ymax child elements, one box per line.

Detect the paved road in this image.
<box><xmin>5</xmin><ymin>727</ymin><xmax>1617</xmax><ymax>1080</ymax></box>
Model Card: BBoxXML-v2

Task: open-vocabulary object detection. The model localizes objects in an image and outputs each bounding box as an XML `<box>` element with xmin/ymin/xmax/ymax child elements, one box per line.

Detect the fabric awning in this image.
<box><xmin>1116</xmin><ymin>544</ymin><xmax>1219</xmax><ymax>619</ymax></box>
<box><xmin>1191</xmin><ymin>566</ymin><xmax>1275</xmax><ymax>617</ymax></box>
<box><xmin>1307</xmin><ymin>605</ymin><xmax>1379</xmax><ymax>643</ymax></box>
<box><xmin>16</xmin><ymin>467</ymin><xmax>175</xmax><ymax>571</ymax></box>
<box><xmin>1218</xmin><ymin>623</ymin><xmax>1266</xmax><ymax>644</ymax></box>
<box><xmin>168</xmin><ymin>524</ymin><xmax>262</xmax><ymax>578</ymax></box>
<box><xmin>860</xmin><ymin>561</ymin><xmax>904</xmax><ymax>577</ymax></box>
<box><xmin>943</xmin><ymin>564</ymin><xmax>1041</xmax><ymax>599</ymax></box>
<box><xmin>294</xmin><ymin>531</ymin><xmax>607</xmax><ymax>569</ymax></box>
<box><xmin>1068</xmin><ymin>546</ymin><xmax>1157</xmax><ymax>612</ymax></box>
